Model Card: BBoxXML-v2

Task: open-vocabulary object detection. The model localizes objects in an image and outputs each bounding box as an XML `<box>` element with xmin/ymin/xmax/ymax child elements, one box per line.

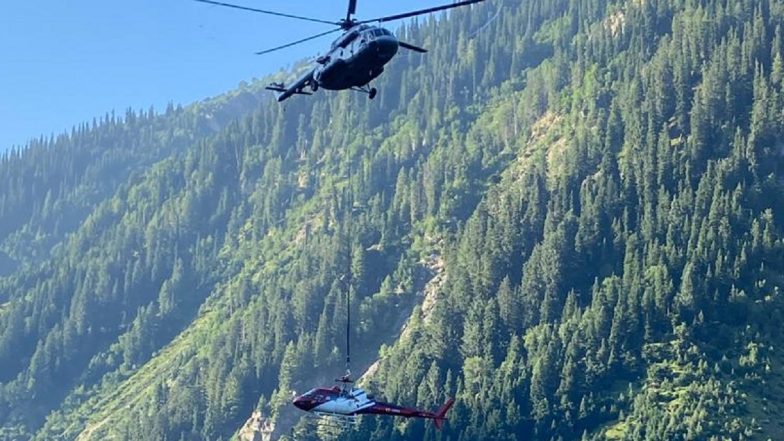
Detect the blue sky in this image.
<box><xmin>0</xmin><ymin>0</ymin><xmax>427</xmax><ymax>151</ymax></box>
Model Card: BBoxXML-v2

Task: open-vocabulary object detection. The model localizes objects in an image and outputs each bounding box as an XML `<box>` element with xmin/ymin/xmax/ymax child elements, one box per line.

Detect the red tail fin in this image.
<box><xmin>433</xmin><ymin>398</ymin><xmax>455</xmax><ymax>430</ymax></box>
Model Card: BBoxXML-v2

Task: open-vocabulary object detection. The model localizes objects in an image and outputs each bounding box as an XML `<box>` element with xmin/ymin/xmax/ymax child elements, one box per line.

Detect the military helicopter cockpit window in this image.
<box><xmin>332</xmin><ymin>29</ymin><xmax>360</xmax><ymax>49</ymax></box>
<box><xmin>364</xmin><ymin>29</ymin><xmax>387</xmax><ymax>40</ymax></box>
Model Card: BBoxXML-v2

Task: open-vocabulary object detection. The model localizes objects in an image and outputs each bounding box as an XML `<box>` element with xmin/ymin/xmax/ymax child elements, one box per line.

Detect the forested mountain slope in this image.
<box><xmin>2</xmin><ymin>0</ymin><xmax>784</xmax><ymax>440</ymax></box>
<box><xmin>0</xmin><ymin>88</ymin><xmax>268</xmax><ymax>271</ymax></box>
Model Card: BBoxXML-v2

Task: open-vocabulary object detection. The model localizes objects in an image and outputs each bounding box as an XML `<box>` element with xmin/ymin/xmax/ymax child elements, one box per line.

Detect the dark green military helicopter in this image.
<box><xmin>195</xmin><ymin>0</ymin><xmax>485</xmax><ymax>101</ymax></box>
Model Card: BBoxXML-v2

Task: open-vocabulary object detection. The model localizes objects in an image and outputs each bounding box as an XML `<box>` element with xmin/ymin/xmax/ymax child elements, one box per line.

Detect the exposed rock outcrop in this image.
<box><xmin>238</xmin><ymin>411</ymin><xmax>274</xmax><ymax>441</ymax></box>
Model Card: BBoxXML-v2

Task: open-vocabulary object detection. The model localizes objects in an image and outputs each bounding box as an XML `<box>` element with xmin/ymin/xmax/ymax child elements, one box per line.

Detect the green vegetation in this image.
<box><xmin>2</xmin><ymin>0</ymin><xmax>784</xmax><ymax>440</ymax></box>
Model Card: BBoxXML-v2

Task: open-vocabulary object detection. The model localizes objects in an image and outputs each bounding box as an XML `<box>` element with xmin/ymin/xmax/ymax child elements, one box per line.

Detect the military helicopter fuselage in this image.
<box><xmin>194</xmin><ymin>0</ymin><xmax>484</xmax><ymax>101</ymax></box>
<box><xmin>265</xmin><ymin>23</ymin><xmax>411</xmax><ymax>101</ymax></box>
<box><xmin>314</xmin><ymin>25</ymin><xmax>398</xmax><ymax>92</ymax></box>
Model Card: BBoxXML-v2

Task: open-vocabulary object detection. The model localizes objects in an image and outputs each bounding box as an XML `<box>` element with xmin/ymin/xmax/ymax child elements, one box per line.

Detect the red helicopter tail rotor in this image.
<box><xmin>433</xmin><ymin>398</ymin><xmax>455</xmax><ymax>430</ymax></box>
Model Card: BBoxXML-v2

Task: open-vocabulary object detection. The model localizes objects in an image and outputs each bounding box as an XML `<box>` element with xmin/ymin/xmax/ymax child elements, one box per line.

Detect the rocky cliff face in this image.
<box><xmin>238</xmin><ymin>411</ymin><xmax>274</xmax><ymax>441</ymax></box>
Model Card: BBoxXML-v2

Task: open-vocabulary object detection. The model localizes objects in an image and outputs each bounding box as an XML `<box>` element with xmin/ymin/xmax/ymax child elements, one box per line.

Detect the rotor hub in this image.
<box><xmin>339</xmin><ymin>18</ymin><xmax>358</xmax><ymax>30</ymax></box>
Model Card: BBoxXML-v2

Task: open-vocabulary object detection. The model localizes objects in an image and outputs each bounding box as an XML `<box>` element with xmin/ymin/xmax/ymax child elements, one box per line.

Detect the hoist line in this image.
<box><xmin>345</xmin><ymin>131</ymin><xmax>353</xmax><ymax>378</ymax></box>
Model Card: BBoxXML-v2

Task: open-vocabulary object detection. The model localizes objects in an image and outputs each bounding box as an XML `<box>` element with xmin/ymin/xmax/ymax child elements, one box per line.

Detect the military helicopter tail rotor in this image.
<box><xmin>255</xmin><ymin>28</ymin><xmax>343</xmax><ymax>56</ymax></box>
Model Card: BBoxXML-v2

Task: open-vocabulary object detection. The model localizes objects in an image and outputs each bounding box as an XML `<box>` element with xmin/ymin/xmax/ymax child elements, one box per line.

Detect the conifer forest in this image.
<box><xmin>2</xmin><ymin>0</ymin><xmax>784</xmax><ymax>439</ymax></box>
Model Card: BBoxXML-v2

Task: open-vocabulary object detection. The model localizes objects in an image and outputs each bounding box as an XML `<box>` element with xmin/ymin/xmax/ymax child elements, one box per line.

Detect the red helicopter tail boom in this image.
<box><xmin>356</xmin><ymin>397</ymin><xmax>455</xmax><ymax>429</ymax></box>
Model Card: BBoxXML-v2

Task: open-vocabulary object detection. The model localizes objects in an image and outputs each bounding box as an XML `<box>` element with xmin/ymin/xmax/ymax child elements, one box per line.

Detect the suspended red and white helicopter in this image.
<box><xmin>195</xmin><ymin>0</ymin><xmax>485</xmax><ymax>101</ymax></box>
<box><xmin>291</xmin><ymin>287</ymin><xmax>454</xmax><ymax>428</ymax></box>
<box><xmin>293</xmin><ymin>377</ymin><xmax>454</xmax><ymax>429</ymax></box>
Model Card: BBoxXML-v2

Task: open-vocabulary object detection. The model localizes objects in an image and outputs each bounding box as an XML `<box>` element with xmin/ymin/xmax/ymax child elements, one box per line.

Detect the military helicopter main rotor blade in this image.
<box><xmin>255</xmin><ymin>28</ymin><xmax>343</xmax><ymax>55</ymax></box>
<box><xmin>360</xmin><ymin>0</ymin><xmax>485</xmax><ymax>25</ymax></box>
<box><xmin>346</xmin><ymin>0</ymin><xmax>358</xmax><ymax>21</ymax></box>
<box><xmin>399</xmin><ymin>41</ymin><xmax>428</xmax><ymax>53</ymax></box>
<box><xmin>194</xmin><ymin>0</ymin><xmax>338</xmax><ymax>26</ymax></box>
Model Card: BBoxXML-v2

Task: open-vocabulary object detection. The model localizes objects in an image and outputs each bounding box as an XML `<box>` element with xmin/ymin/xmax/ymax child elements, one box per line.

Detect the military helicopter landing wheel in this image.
<box><xmin>368</xmin><ymin>88</ymin><xmax>377</xmax><ymax>100</ymax></box>
<box><xmin>311</xmin><ymin>82</ymin><xmax>319</xmax><ymax>92</ymax></box>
